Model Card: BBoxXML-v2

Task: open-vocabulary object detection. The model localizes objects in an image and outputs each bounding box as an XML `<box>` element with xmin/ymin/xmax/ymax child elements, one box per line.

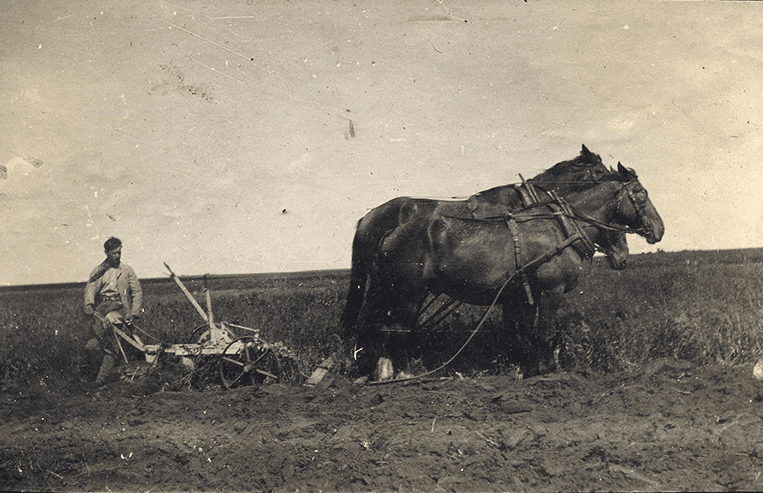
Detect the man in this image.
<box><xmin>84</xmin><ymin>237</ymin><xmax>143</xmax><ymax>384</ymax></box>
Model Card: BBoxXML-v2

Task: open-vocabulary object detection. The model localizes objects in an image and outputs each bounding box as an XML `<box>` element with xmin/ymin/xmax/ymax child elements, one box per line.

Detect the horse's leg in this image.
<box><xmin>378</xmin><ymin>289</ymin><xmax>425</xmax><ymax>379</ymax></box>
<box><xmin>502</xmin><ymin>299</ymin><xmax>536</xmax><ymax>366</ymax></box>
<box><xmin>355</xmin><ymin>279</ymin><xmax>422</xmax><ymax>381</ymax></box>
<box><xmin>526</xmin><ymin>287</ymin><xmax>564</xmax><ymax>376</ymax></box>
<box><xmin>352</xmin><ymin>276</ymin><xmax>396</xmax><ymax>378</ymax></box>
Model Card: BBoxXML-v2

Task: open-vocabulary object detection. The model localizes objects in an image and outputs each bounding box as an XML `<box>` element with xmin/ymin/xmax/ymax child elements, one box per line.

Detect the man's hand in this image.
<box><xmin>84</xmin><ymin>304</ymin><xmax>95</xmax><ymax>316</ymax></box>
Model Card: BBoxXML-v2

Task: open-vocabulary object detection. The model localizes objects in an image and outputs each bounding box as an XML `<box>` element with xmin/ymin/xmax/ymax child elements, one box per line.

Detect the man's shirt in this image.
<box><xmin>99</xmin><ymin>267</ymin><xmax>120</xmax><ymax>298</ymax></box>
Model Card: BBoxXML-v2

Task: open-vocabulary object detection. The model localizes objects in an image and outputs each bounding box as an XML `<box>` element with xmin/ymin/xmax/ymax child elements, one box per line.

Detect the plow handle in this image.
<box><xmin>164</xmin><ymin>262</ymin><xmax>209</xmax><ymax>323</ymax></box>
<box><xmin>92</xmin><ymin>312</ymin><xmax>134</xmax><ymax>362</ymax></box>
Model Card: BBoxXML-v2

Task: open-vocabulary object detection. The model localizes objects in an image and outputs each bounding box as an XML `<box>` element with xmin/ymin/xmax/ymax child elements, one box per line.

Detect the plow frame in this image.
<box><xmin>95</xmin><ymin>263</ymin><xmax>292</xmax><ymax>389</ymax></box>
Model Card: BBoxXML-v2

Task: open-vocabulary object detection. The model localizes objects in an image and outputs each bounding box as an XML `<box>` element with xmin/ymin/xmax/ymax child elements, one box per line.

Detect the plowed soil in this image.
<box><xmin>3</xmin><ymin>358</ymin><xmax>763</xmax><ymax>492</ymax></box>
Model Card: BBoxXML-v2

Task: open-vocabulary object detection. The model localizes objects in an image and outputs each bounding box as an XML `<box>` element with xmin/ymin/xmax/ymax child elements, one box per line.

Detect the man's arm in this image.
<box><xmin>84</xmin><ymin>263</ymin><xmax>105</xmax><ymax>311</ymax></box>
<box><xmin>125</xmin><ymin>265</ymin><xmax>143</xmax><ymax>319</ymax></box>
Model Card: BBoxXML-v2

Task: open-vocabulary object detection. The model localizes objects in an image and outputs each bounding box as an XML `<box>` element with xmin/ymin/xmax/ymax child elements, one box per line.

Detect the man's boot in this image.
<box><xmin>95</xmin><ymin>354</ymin><xmax>115</xmax><ymax>384</ymax></box>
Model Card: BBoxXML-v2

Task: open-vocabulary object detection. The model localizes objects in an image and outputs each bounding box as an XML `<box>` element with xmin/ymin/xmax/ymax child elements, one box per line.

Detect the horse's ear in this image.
<box><xmin>617</xmin><ymin>162</ymin><xmax>634</xmax><ymax>179</ymax></box>
<box><xmin>581</xmin><ymin>144</ymin><xmax>591</xmax><ymax>156</ymax></box>
<box><xmin>466</xmin><ymin>194</ymin><xmax>480</xmax><ymax>213</ymax></box>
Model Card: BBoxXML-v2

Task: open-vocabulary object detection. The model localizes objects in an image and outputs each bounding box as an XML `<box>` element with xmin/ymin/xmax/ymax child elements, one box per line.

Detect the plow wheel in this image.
<box><xmin>219</xmin><ymin>337</ymin><xmax>282</xmax><ymax>389</ymax></box>
<box><xmin>190</xmin><ymin>324</ymin><xmax>236</xmax><ymax>344</ymax></box>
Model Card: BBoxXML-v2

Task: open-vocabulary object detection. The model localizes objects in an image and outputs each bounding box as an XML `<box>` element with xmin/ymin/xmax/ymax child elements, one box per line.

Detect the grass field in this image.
<box><xmin>2</xmin><ymin>248</ymin><xmax>763</xmax><ymax>387</ymax></box>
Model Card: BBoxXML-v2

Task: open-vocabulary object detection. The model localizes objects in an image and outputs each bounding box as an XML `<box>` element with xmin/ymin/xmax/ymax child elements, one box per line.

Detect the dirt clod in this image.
<box><xmin>2</xmin><ymin>363</ymin><xmax>763</xmax><ymax>491</ymax></box>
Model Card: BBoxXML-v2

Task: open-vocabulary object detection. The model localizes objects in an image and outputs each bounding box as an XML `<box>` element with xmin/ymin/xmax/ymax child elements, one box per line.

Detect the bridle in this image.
<box><xmin>562</xmin><ymin>178</ymin><xmax>652</xmax><ymax>239</ymax></box>
<box><xmin>617</xmin><ymin>179</ymin><xmax>654</xmax><ymax>238</ymax></box>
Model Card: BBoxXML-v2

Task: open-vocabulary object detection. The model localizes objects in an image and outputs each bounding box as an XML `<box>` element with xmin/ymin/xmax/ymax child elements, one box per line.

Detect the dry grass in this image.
<box><xmin>2</xmin><ymin>249</ymin><xmax>762</xmax><ymax>386</ymax></box>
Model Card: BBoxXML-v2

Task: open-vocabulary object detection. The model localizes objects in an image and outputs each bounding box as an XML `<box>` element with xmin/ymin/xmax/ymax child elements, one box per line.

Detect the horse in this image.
<box><xmin>341</xmin><ymin>144</ymin><xmax>611</xmax><ymax>339</ymax></box>
<box><xmin>356</xmin><ymin>163</ymin><xmax>663</xmax><ymax>379</ymax></box>
<box><xmin>598</xmin><ymin>227</ymin><xmax>629</xmax><ymax>270</ymax></box>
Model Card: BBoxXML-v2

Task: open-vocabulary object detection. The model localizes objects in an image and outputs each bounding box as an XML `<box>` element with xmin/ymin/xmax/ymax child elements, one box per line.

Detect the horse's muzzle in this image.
<box><xmin>608</xmin><ymin>256</ymin><xmax>627</xmax><ymax>271</ymax></box>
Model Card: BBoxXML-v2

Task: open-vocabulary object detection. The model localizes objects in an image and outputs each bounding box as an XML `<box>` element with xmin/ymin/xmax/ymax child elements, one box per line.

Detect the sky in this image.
<box><xmin>2</xmin><ymin>0</ymin><xmax>762</xmax><ymax>286</ymax></box>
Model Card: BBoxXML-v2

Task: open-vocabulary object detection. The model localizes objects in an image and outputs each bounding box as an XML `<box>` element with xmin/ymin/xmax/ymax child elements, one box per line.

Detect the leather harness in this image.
<box><xmin>502</xmin><ymin>182</ymin><xmax>597</xmax><ymax>306</ymax></box>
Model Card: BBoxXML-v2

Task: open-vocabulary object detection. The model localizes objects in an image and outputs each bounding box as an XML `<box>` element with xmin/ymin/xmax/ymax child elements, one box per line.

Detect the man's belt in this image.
<box><xmin>100</xmin><ymin>295</ymin><xmax>121</xmax><ymax>302</ymax></box>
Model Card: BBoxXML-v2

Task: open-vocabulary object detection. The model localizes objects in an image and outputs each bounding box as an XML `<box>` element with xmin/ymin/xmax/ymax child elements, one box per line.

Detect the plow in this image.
<box><xmin>94</xmin><ymin>263</ymin><xmax>301</xmax><ymax>389</ymax></box>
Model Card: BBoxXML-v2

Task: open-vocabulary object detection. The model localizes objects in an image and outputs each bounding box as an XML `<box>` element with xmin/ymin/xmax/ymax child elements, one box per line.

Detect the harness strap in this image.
<box><xmin>505</xmin><ymin>215</ymin><xmax>535</xmax><ymax>306</ymax></box>
<box><xmin>500</xmin><ymin>190</ymin><xmax>599</xmax><ymax>307</ymax></box>
<box><xmin>517</xmin><ymin>233</ymin><xmax>584</xmax><ymax>274</ymax></box>
<box><xmin>548</xmin><ymin>191</ymin><xmax>596</xmax><ymax>259</ymax></box>
<box><xmin>513</xmin><ymin>183</ymin><xmax>535</xmax><ymax>208</ymax></box>
<box><xmin>519</xmin><ymin>174</ymin><xmax>541</xmax><ymax>204</ymax></box>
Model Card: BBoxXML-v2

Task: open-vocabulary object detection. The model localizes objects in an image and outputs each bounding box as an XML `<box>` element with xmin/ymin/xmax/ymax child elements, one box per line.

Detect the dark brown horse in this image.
<box><xmin>355</xmin><ymin>164</ymin><xmax>663</xmax><ymax>379</ymax></box>
<box><xmin>341</xmin><ymin>145</ymin><xmax>611</xmax><ymax>338</ymax></box>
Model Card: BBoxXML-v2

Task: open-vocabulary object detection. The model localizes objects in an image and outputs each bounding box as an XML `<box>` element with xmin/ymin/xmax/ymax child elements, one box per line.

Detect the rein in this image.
<box><xmin>367</xmin><ymin>210</ymin><xmax>595</xmax><ymax>386</ymax></box>
<box><xmin>365</xmin><ymin>180</ymin><xmax>633</xmax><ymax>386</ymax></box>
<box><xmin>564</xmin><ymin>180</ymin><xmax>649</xmax><ymax>237</ymax></box>
<box><xmin>367</xmin><ymin>258</ymin><xmax>518</xmax><ymax>386</ymax></box>
<box><xmin>475</xmin><ymin>179</ymin><xmax>648</xmax><ymax>238</ymax></box>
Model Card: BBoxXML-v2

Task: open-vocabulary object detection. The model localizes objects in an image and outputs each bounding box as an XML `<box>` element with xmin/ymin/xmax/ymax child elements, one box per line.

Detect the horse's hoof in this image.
<box><xmin>375</xmin><ymin>357</ymin><xmax>395</xmax><ymax>381</ymax></box>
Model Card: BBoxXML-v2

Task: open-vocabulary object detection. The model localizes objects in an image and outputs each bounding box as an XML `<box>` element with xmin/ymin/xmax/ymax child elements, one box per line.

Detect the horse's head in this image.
<box><xmin>600</xmin><ymin>229</ymin><xmax>628</xmax><ymax>270</ymax></box>
<box><xmin>574</xmin><ymin>144</ymin><xmax>610</xmax><ymax>181</ymax></box>
<box><xmin>615</xmin><ymin>163</ymin><xmax>665</xmax><ymax>244</ymax></box>
<box><xmin>530</xmin><ymin>144</ymin><xmax>610</xmax><ymax>193</ymax></box>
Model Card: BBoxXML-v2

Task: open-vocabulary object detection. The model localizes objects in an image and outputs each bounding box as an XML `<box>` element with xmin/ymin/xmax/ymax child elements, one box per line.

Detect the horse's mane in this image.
<box><xmin>527</xmin><ymin>167</ymin><xmax>622</xmax><ymax>202</ymax></box>
<box><xmin>527</xmin><ymin>145</ymin><xmax>625</xmax><ymax>193</ymax></box>
<box><xmin>531</xmin><ymin>145</ymin><xmax>604</xmax><ymax>180</ymax></box>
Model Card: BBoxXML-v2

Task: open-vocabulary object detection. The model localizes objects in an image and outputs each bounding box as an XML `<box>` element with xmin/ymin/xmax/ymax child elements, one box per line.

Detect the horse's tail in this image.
<box><xmin>340</xmin><ymin>221</ymin><xmax>369</xmax><ymax>339</ymax></box>
<box><xmin>340</xmin><ymin>198</ymin><xmax>412</xmax><ymax>339</ymax></box>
